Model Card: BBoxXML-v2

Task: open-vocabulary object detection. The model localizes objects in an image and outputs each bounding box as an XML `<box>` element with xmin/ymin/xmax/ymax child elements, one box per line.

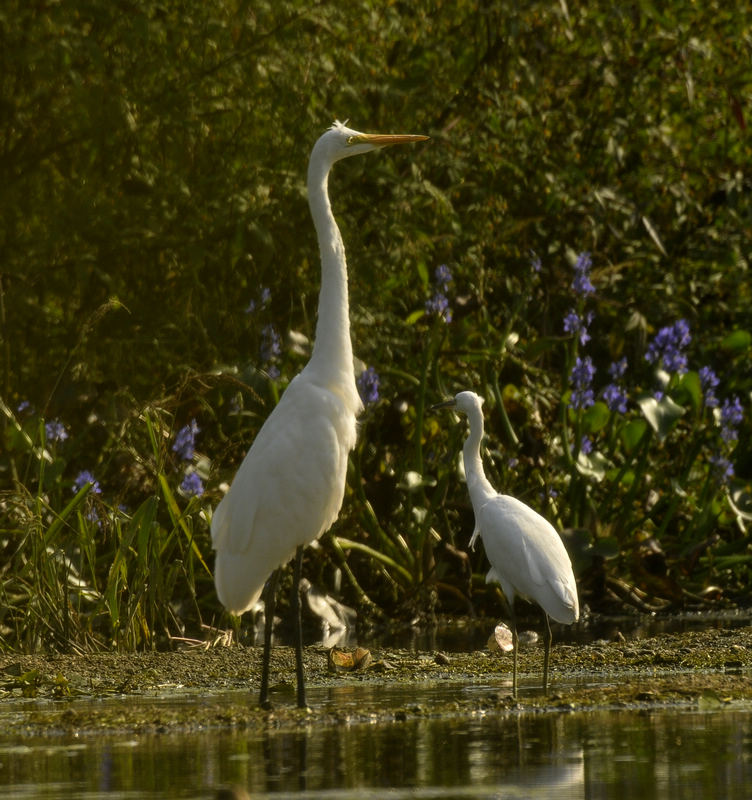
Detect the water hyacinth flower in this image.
<box><xmin>260</xmin><ymin>323</ymin><xmax>282</xmax><ymax>378</ymax></box>
<box><xmin>425</xmin><ymin>292</ymin><xmax>452</xmax><ymax>321</ymax></box>
<box><xmin>580</xmin><ymin>436</ymin><xmax>593</xmax><ymax>455</ymax></box>
<box><xmin>569</xmin><ymin>356</ymin><xmax>596</xmax><ymax>409</ymax></box>
<box><xmin>572</xmin><ymin>251</ymin><xmax>595</xmax><ymax>296</ymax></box>
<box><xmin>425</xmin><ymin>264</ymin><xmax>453</xmax><ymax>323</ymax></box>
<box><xmin>608</xmin><ymin>357</ymin><xmax>628</xmax><ymax>381</ymax></box>
<box><xmin>357</xmin><ymin>366</ymin><xmax>380</xmax><ymax>405</ymax></box>
<box><xmin>180</xmin><ymin>471</ymin><xmax>204</xmax><ymax>497</ymax></box>
<box><xmin>699</xmin><ymin>366</ymin><xmax>720</xmax><ymax>408</ymax></box>
<box><xmin>603</xmin><ymin>383</ymin><xmax>628</xmax><ymax>414</ymax></box>
<box><xmin>245</xmin><ymin>287</ymin><xmax>271</xmax><ymax>314</ymax></box>
<box><xmin>719</xmin><ymin>396</ymin><xmax>744</xmax><ymax>443</ymax></box>
<box><xmin>709</xmin><ymin>452</ymin><xmax>734</xmax><ymax>485</ymax></box>
<box><xmin>73</xmin><ymin>470</ymin><xmax>102</xmax><ymax>494</ymax></box>
<box><xmin>45</xmin><ymin>419</ymin><xmax>68</xmax><ymax>444</ymax></box>
<box><xmin>173</xmin><ymin>419</ymin><xmax>199</xmax><ymax>461</ymax></box>
<box><xmin>435</xmin><ymin>264</ymin><xmax>452</xmax><ymax>292</ymax></box>
<box><xmin>563</xmin><ymin>309</ymin><xmax>594</xmax><ymax>346</ymax></box>
<box><xmin>645</xmin><ymin>319</ymin><xmax>691</xmax><ymax>374</ymax></box>
<box><xmin>260</xmin><ymin>323</ymin><xmax>281</xmax><ymax>361</ymax></box>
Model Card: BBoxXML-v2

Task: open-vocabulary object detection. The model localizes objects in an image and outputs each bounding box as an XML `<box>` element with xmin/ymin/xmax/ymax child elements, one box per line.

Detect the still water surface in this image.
<box><xmin>1</xmin><ymin>680</ymin><xmax>751</xmax><ymax>799</ymax></box>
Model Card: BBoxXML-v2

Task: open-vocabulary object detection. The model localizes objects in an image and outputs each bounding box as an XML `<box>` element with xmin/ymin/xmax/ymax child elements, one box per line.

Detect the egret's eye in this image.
<box><xmin>346</xmin><ymin>136</ymin><xmax>356</xmax><ymax>146</ymax></box>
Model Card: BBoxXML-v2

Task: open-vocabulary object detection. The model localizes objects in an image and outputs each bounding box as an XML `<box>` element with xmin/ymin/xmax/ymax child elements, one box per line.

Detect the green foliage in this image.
<box><xmin>1</xmin><ymin>0</ymin><xmax>751</xmax><ymax>650</ymax></box>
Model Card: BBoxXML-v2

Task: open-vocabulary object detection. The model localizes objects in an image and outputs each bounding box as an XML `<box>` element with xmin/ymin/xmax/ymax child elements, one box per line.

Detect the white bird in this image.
<box><xmin>211</xmin><ymin>121</ymin><xmax>428</xmax><ymax>708</ymax></box>
<box><xmin>433</xmin><ymin>390</ymin><xmax>579</xmax><ymax>696</ymax></box>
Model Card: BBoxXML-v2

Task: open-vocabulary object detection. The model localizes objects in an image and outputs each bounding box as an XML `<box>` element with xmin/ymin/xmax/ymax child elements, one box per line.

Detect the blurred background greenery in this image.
<box><xmin>1</xmin><ymin>0</ymin><xmax>750</xmax><ymax>652</ymax></box>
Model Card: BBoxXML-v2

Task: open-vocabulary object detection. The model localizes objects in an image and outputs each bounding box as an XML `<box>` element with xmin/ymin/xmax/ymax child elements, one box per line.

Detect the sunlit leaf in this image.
<box><xmin>638</xmin><ymin>394</ymin><xmax>685</xmax><ymax>440</ymax></box>
<box><xmin>576</xmin><ymin>449</ymin><xmax>610</xmax><ymax>481</ymax></box>
<box><xmin>642</xmin><ymin>214</ymin><xmax>667</xmax><ymax>256</ymax></box>
<box><xmin>398</xmin><ymin>470</ymin><xmax>436</xmax><ymax>492</ymax></box>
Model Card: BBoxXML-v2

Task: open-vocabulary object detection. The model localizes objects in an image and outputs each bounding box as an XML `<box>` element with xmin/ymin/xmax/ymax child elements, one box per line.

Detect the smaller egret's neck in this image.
<box><xmin>462</xmin><ymin>405</ymin><xmax>496</xmax><ymax>505</ymax></box>
<box><xmin>306</xmin><ymin>155</ymin><xmax>358</xmax><ymax>406</ymax></box>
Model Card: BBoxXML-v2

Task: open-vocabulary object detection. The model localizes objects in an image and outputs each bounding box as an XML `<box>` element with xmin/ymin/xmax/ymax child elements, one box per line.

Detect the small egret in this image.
<box><xmin>433</xmin><ymin>390</ymin><xmax>579</xmax><ymax>696</ymax></box>
<box><xmin>211</xmin><ymin>122</ymin><xmax>428</xmax><ymax>708</ymax></box>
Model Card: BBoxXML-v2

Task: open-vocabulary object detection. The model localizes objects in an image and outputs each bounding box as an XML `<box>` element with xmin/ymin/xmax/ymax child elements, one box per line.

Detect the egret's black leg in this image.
<box><xmin>259</xmin><ymin>568</ymin><xmax>280</xmax><ymax>709</ymax></box>
<box><xmin>542</xmin><ymin>612</ymin><xmax>552</xmax><ymax>695</ymax></box>
<box><xmin>292</xmin><ymin>545</ymin><xmax>308</xmax><ymax>709</ymax></box>
<box><xmin>510</xmin><ymin>605</ymin><xmax>518</xmax><ymax>699</ymax></box>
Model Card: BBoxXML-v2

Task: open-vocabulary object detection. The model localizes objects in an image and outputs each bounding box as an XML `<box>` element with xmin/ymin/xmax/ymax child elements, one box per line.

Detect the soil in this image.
<box><xmin>2</xmin><ymin>623</ymin><xmax>752</xmax><ymax>736</ymax></box>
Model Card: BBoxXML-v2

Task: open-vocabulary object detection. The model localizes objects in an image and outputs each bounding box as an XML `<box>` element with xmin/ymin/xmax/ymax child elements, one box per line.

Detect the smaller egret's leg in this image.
<box><xmin>259</xmin><ymin>568</ymin><xmax>281</xmax><ymax>709</ymax></box>
<box><xmin>510</xmin><ymin>606</ymin><xmax>518</xmax><ymax>699</ymax></box>
<box><xmin>542</xmin><ymin>612</ymin><xmax>552</xmax><ymax>695</ymax></box>
<box><xmin>292</xmin><ymin>545</ymin><xmax>308</xmax><ymax>709</ymax></box>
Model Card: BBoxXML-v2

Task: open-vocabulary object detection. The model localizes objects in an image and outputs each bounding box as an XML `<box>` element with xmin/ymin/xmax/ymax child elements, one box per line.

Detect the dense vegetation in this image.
<box><xmin>1</xmin><ymin>1</ymin><xmax>750</xmax><ymax>652</ymax></box>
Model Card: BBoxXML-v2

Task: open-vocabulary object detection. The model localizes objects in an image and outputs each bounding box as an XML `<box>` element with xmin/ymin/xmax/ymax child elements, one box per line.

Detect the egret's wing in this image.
<box><xmin>211</xmin><ymin>377</ymin><xmax>357</xmax><ymax>614</ymax></box>
<box><xmin>476</xmin><ymin>494</ymin><xmax>579</xmax><ymax>623</ymax></box>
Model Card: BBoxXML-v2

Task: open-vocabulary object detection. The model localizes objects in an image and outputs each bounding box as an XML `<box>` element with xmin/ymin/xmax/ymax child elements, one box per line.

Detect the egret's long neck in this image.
<box><xmin>462</xmin><ymin>406</ymin><xmax>496</xmax><ymax>506</ymax></box>
<box><xmin>306</xmin><ymin>157</ymin><xmax>356</xmax><ymax>396</ymax></box>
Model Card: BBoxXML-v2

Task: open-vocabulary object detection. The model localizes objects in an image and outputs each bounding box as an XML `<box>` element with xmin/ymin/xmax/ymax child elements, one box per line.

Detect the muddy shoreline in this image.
<box><xmin>2</xmin><ymin>625</ymin><xmax>752</xmax><ymax>736</ymax></box>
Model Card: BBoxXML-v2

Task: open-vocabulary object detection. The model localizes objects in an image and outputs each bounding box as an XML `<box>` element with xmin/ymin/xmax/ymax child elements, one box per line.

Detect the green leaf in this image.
<box><xmin>678</xmin><ymin>371</ymin><xmax>703</xmax><ymax>415</ymax></box>
<box><xmin>620</xmin><ymin>419</ymin><xmax>648</xmax><ymax>453</ymax></box>
<box><xmin>721</xmin><ymin>330</ymin><xmax>751</xmax><ymax>353</ymax></box>
<box><xmin>638</xmin><ymin>394</ymin><xmax>685</xmax><ymax>441</ymax></box>
<box><xmin>582</xmin><ymin>401</ymin><xmax>611</xmax><ymax>434</ymax></box>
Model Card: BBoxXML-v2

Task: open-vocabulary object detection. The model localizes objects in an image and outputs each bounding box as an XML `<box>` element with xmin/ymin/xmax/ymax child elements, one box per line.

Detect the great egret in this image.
<box><xmin>433</xmin><ymin>390</ymin><xmax>579</xmax><ymax>696</ymax></box>
<box><xmin>211</xmin><ymin>121</ymin><xmax>428</xmax><ymax>708</ymax></box>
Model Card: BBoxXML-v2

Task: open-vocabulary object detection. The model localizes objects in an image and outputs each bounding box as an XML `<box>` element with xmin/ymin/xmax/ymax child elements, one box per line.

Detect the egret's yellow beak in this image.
<box><xmin>349</xmin><ymin>133</ymin><xmax>429</xmax><ymax>147</ymax></box>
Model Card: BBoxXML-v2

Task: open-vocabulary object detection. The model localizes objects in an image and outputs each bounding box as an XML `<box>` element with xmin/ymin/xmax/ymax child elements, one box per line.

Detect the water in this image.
<box><xmin>2</xmin><ymin>681</ymin><xmax>751</xmax><ymax>799</ymax></box>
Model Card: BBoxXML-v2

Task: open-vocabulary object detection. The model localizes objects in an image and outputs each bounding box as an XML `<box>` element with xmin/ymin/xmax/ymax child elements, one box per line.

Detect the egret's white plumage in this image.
<box><xmin>211</xmin><ymin>121</ymin><xmax>427</xmax><ymax>707</ymax></box>
<box><xmin>436</xmin><ymin>390</ymin><xmax>578</xmax><ymax>695</ymax></box>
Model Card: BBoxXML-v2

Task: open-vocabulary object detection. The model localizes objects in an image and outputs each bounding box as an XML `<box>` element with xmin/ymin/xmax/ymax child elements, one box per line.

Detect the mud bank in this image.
<box><xmin>2</xmin><ymin>625</ymin><xmax>752</xmax><ymax>736</ymax></box>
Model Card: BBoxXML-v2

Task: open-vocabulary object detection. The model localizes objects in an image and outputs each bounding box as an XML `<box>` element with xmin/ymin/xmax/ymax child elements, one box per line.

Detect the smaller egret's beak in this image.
<box><xmin>350</xmin><ymin>132</ymin><xmax>429</xmax><ymax>147</ymax></box>
<box><xmin>430</xmin><ymin>398</ymin><xmax>456</xmax><ymax>411</ymax></box>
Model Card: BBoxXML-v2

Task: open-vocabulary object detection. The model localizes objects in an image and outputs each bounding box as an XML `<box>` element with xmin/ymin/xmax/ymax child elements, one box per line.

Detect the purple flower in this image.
<box><xmin>172</xmin><ymin>419</ymin><xmax>199</xmax><ymax>461</ymax></box>
<box><xmin>720</xmin><ymin>396</ymin><xmax>744</xmax><ymax>443</ymax></box>
<box><xmin>357</xmin><ymin>366</ymin><xmax>380</xmax><ymax>405</ymax></box>
<box><xmin>73</xmin><ymin>470</ymin><xmax>101</xmax><ymax>495</ymax></box>
<box><xmin>425</xmin><ymin>292</ymin><xmax>452</xmax><ymax>322</ymax></box>
<box><xmin>603</xmin><ymin>383</ymin><xmax>628</xmax><ymax>414</ymax></box>
<box><xmin>569</xmin><ymin>356</ymin><xmax>596</xmax><ymax>409</ymax></box>
<box><xmin>645</xmin><ymin>319</ymin><xmax>691</xmax><ymax>374</ymax></box>
<box><xmin>709</xmin><ymin>452</ymin><xmax>734</xmax><ymax>485</ymax></box>
<box><xmin>608</xmin><ymin>357</ymin><xmax>628</xmax><ymax>380</ymax></box>
<box><xmin>699</xmin><ymin>366</ymin><xmax>720</xmax><ymax>408</ymax></box>
<box><xmin>260</xmin><ymin>324</ymin><xmax>282</xmax><ymax>365</ymax></box>
<box><xmin>572</xmin><ymin>252</ymin><xmax>595</xmax><ymax>296</ymax></box>
<box><xmin>434</xmin><ymin>264</ymin><xmax>452</xmax><ymax>292</ymax></box>
<box><xmin>180</xmin><ymin>471</ymin><xmax>204</xmax><ymax>497</ymax></box>
<box><xmin>45</xmin><ymin>419</ymin><xmax>68</xmax><ymax>444</ymax></box>
<box><xmin>580</xmin><ymin>436</ymin><xmax>593</xmax><ymax>454</ymax></box>
<box><xmin>245</xmin><ymin>287</ymin><xmax>271</xmax><ymax>314</ymax></box>
<box><xmin>425</xmin><ymin>265</ymin><xmax>453</xmax><ymax>322</ymax></box>
<box><xmin>17</xmin><ymin>400</ymin><xmax>32</xmax><ymax>414</ymax></box>
<box><xmin>563</xmin><ymin>309</ymin><xmax>594</xmax><ymax>345</ymax></box>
